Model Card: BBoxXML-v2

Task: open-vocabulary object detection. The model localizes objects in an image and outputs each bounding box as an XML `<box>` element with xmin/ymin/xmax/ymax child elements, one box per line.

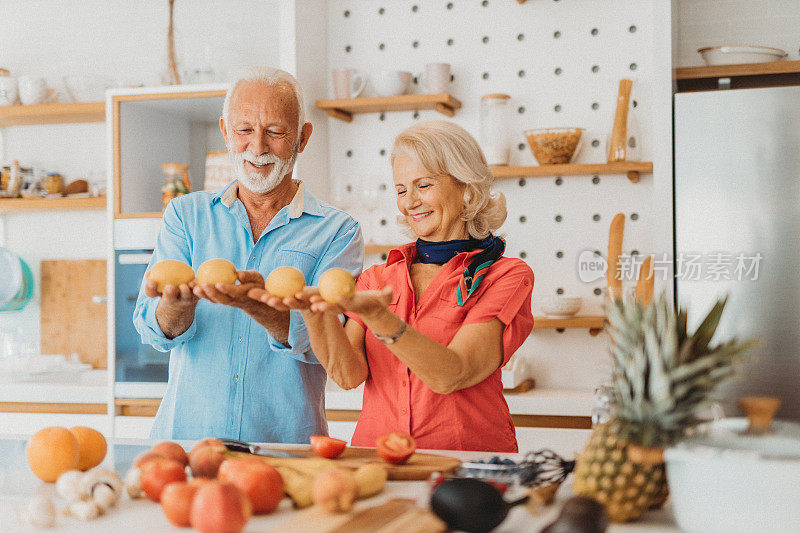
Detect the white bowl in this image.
<box><xmin>540</xmin><ymin>296</ymin><xmax>582</xmax><ymax>318</ymax></box>
<box><xmin>698</xmin><ymin>45</ymin><xmax>787</xmax><ymax>66</ymax></box>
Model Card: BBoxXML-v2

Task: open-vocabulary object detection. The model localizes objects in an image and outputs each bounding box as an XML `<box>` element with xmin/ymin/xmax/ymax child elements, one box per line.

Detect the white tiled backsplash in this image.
<box><xmin>677</xmin><ymin>0</ymin><xmax>800</xmax><ymax>66</ymax></box>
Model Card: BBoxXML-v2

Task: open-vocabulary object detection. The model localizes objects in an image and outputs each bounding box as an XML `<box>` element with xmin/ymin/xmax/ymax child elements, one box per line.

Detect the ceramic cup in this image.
<box><xmin>419</xmin><ymin>63</ymin><xmax>451</xmax><ymax>93</ymax></box>
<box><xmin>372</xmin><ymin>70</ymin><xmax>412</xmax><ymax>97</ymax></box>
<box><xmin>0</xmin><ymin>76</ymin><xmax>18</xmax><ymax>106</ymax></box>
<box><xmin>18</xmin><ymin>77</ymin><xmax>48</xmax><ymax>105</ymax></box>
<box><xmin>332</xmin><ymin>69</ymin><xmax>366</xmax><ymax>99</ymax></box>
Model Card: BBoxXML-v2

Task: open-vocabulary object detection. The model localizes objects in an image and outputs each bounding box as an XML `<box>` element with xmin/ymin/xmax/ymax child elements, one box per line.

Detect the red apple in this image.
<box><xmin>189</xmin><ymin>438</ymin><xmax>227</xmax><ymax>478</ymax></box>
<box><xmin>190</xmin><ymin>481</ymin><xmax>251</xmax><ymax>533</ymax></box>
<box><xmin>160</xmin><ymin>481</ymin><xmax>199</xmax><ymax>526</ymax></box>
<box><xmin>151</xmin><ymin>441</ymin><xmax>189</xmax><ymax>467</ymax></box>
<box><xmin>141</xmin><ymin>458</ymin><xmax>187</xmax><ymax>502</ymax></box>
<box><xmin>218</xmin><ymin>457</ymin><xmax>284</xmax><ymax>514</ymax></box>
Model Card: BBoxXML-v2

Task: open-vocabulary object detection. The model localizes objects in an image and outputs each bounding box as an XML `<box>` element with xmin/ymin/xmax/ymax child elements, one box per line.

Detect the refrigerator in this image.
<box><xmin>675</xmin><ymin>86</ymin><xmax>800</xmax><ymax>419</ymax></box>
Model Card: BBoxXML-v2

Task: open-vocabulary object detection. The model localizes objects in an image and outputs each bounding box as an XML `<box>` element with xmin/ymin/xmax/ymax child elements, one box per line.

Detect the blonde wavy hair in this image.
<box><xmin>390</xmin><ymin>120</ymin><xmax>507</xmax><ymax>240</ymax></box>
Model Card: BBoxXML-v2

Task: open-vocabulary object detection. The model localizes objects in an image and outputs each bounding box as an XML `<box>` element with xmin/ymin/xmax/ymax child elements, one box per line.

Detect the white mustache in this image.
<box><xmin>240</xmin><ymin>151</ymin><xmax>281</xmax><ymax>166</ymax></box>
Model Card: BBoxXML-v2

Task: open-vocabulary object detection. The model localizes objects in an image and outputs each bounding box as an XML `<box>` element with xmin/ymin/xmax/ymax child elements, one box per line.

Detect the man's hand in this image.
<box><xmin>193</xmin><ymin>270</ymin><xmax>265</xmax><ymax>311</ymax></box>
<box><xmin>248</xmin><ymin>285</ymin><xmax>318</xmax><ymax>312</ymax></box>
<box><xmin>145</xmin><ymin>280</ymin><xmax>199</xmax><ymax>339</ymax></box>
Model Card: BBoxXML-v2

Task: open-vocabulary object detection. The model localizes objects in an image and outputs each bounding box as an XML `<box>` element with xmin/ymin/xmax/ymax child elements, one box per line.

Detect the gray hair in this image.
<box><xmin>222</xmin><ymin>66</ymin><xmax>307</xmax><ymax>131</ymax></box>
<box><xmin>391</xmin><ymin>120</ymin><xmax>507</xmax><ymax>240</ymax></box>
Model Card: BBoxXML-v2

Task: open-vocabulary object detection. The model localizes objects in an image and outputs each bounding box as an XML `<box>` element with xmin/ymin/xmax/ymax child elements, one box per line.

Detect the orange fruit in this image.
<box><xmin>69</xmin><ymin>426</ymin><xmax>107</xmax><ymax>471</ymax></box>
<box><xmin>26</xmin><ymin>427</ymin><xmax>80</xmax><ymax>482</ymax></box>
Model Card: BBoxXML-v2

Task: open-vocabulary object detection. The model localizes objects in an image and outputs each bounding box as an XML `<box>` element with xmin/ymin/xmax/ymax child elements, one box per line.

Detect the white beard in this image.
<box><xmin>230</xmin><ymin>147</ymin><xmax>297</xmax><ymax>194</ymax></box>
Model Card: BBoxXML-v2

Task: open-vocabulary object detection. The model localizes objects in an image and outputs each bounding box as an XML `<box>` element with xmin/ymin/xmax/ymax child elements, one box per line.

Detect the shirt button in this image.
<box><xmin>234</xmin><ymin>375</ymin><xmax>239</xmax><ymax>382</ymax></box>
<box><xmin>238</xmin><ymin>336</ymin><xmax>243</xmax><ymax>343</ymax></box>
<box><xmin>401</xmin><ymin>408</ymin><xmax>408</xmax><ymax>414</ymax></box>
<box><xmin>401</xmin><ymin>381</ymin><xmax>407</xmax><ymax>387</ymax></box>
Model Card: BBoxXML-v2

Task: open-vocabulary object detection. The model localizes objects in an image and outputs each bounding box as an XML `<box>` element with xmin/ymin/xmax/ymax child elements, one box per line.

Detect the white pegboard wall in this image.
<box><xmin>325</xmin><ymin>0</ymin><xmax>658</xmax><ymax>391</ymax></box>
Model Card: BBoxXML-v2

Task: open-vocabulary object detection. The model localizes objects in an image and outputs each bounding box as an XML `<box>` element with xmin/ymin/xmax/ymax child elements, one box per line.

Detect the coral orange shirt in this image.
<box><xmin>346</xmin><ymin>243</ymin><xmax>534</xmax><ymax>452</ymax></box>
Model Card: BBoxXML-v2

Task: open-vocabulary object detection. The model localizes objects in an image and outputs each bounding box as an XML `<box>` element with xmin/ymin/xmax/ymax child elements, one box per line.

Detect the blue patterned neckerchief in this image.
<box><xmin>415</xmin><ymin>235</ymin><xmax>506</xmax><ymax>305</ymax></box>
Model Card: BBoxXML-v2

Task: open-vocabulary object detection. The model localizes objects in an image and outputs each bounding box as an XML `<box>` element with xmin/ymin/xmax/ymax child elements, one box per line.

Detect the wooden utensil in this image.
<box><xmin>635</xmin><ymin>255</ymin><xmax>654</xmax><ymax>307</ymax></box>
<box><xmin>606</xmin><ymin>213</ymin><xmax>625</xmax><ymax>302</ymax></box>
<box><xmin>607</xmin><ymin>79</ymin><xmax>633</xmax><ymax>163</ymax></box>
<box><xmin>270</xmin><ymin>498</ymin><xmax>446</xmax><ymax>533</ymax></box>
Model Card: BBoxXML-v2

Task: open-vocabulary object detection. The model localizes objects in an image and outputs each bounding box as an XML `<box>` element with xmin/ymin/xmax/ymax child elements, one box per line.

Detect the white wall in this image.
<box><xmin>0</xmin><ymin>0</ymin><xmax>281</xmax><ymax>352</ymax></box>
<box><xmin>676</xmin><ymin>0</ymin><xmax>800</xmax><ymax>67</ymax></box>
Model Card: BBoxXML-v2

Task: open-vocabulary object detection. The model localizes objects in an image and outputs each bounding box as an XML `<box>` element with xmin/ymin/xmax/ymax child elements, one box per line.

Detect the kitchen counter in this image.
<box><xmin>0</xmin><ymin>369</ymin><xmax>107</xmax><ymax>404</ymax></box>
<box><xmin>0</xmin><ymin>435</ymin><xmax>678</xmax><ymax>532</ymax></box>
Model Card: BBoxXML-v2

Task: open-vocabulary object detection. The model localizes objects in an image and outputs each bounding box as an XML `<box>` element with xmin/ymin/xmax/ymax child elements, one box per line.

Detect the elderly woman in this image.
<box><xmin>251</xmin><ymin>120</ymin><xmax>533</xmax><ymax>452</ymax></box>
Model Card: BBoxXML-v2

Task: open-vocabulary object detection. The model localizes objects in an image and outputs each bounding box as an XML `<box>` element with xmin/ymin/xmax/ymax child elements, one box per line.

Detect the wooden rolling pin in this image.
<box><xmin>607</xmin><ymin>79</ymin><xmax>633</xmax><ymax>162</ymax></box>
<box><xmin>635</xmin><ymin>255</ymin><xmax>654</xmax><ymax>307</ymax></box>
<box><xmin>607</xmin><ymin>213</ymin><xmax>625</xmax><ymax>302</ymax></box>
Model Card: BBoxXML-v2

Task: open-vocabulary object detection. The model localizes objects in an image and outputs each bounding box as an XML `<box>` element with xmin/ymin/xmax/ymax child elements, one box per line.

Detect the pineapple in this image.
<box><xmin>573</xmin><ymin>293</ymin><xmax>757</xmax><ymax>522</ymax></box>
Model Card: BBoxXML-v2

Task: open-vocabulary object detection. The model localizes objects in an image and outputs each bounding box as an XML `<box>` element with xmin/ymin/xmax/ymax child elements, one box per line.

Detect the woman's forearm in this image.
<box><xmin>301</xmin><ymin>311</ymin><xmax>368</xmax><ymax>389</ymax></box>
<box><xmin>359</xmin><ymin>308</ymin><xmax>470</xmax><ymax>394</ymax></box>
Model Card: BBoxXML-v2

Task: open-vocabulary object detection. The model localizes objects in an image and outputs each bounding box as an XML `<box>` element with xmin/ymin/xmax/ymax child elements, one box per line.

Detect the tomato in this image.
<box><xmin>310</xmin><ymin>435</ymin><xmax>347</xmax><ymax>459</ymax></box>
<box><xmin>376</xmin><ymin>432</ymin><xmax>416</xmax><ymax>464</ymax></box>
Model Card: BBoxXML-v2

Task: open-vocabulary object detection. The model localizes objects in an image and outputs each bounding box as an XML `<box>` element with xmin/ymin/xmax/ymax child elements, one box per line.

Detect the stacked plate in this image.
<box><xmin>0</xmin><ymin>247</ymin><xmax>34</xmax><ymax>312</ymax></box>
<box><xmin>698</xmin><ymin>45</ymin><xmax>788</xmax><ymax>66</ymax></box>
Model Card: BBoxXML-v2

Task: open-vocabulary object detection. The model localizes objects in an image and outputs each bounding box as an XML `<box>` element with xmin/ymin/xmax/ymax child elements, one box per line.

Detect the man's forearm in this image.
<box><xmin>155</xmin><ymin>302</ymin><xmax>196</xmax><ymax>339</ymax></box>
<box><xmin>245</xmin><ymin>305</ymin><xmax>291</xmax><ymax>346</ymax></box>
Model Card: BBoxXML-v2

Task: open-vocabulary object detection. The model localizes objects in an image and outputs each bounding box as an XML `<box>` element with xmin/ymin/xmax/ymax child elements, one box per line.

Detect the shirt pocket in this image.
<box><xmin>271</xmin><ymin>249</ymin><xmax>319</xmax><ymax>281</ymax></box>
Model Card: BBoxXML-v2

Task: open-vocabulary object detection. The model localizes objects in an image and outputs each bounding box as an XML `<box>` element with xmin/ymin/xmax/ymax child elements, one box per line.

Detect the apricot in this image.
<box><xmin>265</xmin><ymin>266</ymin><xmax>305</xmax><ymax>298</ymax></box>
<box><xmin>196</xmin><ymin>259</ymin><xmax>237</xmax><ymax>286</ymax></box>
<box><xmin>219</xmin><ymin>457</ymin><xmax>284</xmax><ymax>514</ymax></box>
<box><xmin>190</xmin><ymin>481</ymin><xmax>251</xmax><ymax>533</ymax></box>
<box><xmin>318</xmin><ymin>268</ymin><xmax>356</xmax><ymax>303</ymax></box>
<box><xmin>68</xmin><ymin>426</ymin><xmax>107</xmax><ymax>471</ymax></box>
<box><xmin>141</xmin><ymin>458</ymin><xmax>187</xmax><ymax>502</ymax></box>
<box><xmin>160</xmin><ymin>481</ymin><xmax>201</xmax><ymax>527</ymax></box>
<box><xmin>151</xmin><ymin>441</ymin><xmax>189</xmax><ymax>468</ymax></box>
<box><xmin>311</xmin><ymin>468</ymin><xmax>358</xmax><ymax>513</ymax></box>
<box><xmin>133</xmin><ymin>451</ymin><xmax>167</xmax><ymax>470</ymax></box>
<box><xmin>26</xmin><ymin>427</ymin><xmax>80</xmax><ymax>483</ymax></box>
<box><xmin>189</xmin><ymin>438</ymin><xmax>227</xmax><ymax>478</ymax></box>
<box><xmin>146</xmin><ymin>260</ymin><xmax>195</xmax><ymax>293</ymax></box>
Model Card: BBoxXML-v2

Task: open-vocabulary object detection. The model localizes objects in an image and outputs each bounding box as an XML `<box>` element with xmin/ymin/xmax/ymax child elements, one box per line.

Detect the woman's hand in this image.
<box><xmin>193</xmin><ymin>270</ymin><xmax>265</xmax><ymax>310</ymax></box>
<box><xmin>248</xmin><ymin>285</ymin><xmax>319</xmax><ymax>312</ymax></box>
<box><xmin>310</xmin><ymin>286</ymin><xmax>394</xmax><ymax>319</ymax></box>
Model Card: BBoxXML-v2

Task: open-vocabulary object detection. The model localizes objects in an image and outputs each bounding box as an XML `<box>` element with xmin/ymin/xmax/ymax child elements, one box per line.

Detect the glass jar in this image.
<box><xmin>479</xmin><ymin>93</ymin><xmax>511</xmax><ymax>166</ymax></box>
<box><xmin>160</xmin><ymin>162</ymin><xmax>190</xmax><ymax>209</ymax></box>
<box><xmin>43</xmin><ymin>173</ymin><xmax>64</xmax><ymax>195</ymax></box>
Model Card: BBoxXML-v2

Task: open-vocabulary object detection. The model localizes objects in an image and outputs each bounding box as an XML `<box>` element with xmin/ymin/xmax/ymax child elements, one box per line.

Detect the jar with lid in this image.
<box><xmin>43</xmin><ymin>172</ymin><xmax>64</xmax><ymax>195</ymax></box>
<box><xmin>160</xmin><ymin>162</ymin><xmax>190</xmax><ymax>209</ymax></box>
<box><xmin>479</xmin><ymin>93</ymin><xmax>511</xmax><ymax>166</ymax></box>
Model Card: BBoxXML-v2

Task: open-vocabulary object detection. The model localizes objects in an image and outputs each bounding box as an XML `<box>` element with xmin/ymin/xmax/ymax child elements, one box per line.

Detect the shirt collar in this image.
<box><xmin>212</xmin><ymin>179</ymin><xmax>324</xmax><ymax>218</ymax></box>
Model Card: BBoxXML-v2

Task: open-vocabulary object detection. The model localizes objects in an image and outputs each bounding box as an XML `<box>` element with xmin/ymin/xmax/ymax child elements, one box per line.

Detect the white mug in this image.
<box><xmin>372</xmin><ymin>70</ymin><xmax>412</xmax><ymax>97</ymax></box>
<box><xmin>18</xmin><ymin>77</ymin><xmax>48</xmax><ymax>105</ymax></box>
<box><xmin>0</xmin><ymin>77</ymin><xmax>18</xmax><ymax>106</ymax></box>
<box><xmin>332</xmin><ymin>69</ymin><xmax>366</xmax><ymax>99</ymax></box>
<box><xmin>419</xmin><ymin>63</ymin><xmax>451</xmax><ymax>94</ymax></box>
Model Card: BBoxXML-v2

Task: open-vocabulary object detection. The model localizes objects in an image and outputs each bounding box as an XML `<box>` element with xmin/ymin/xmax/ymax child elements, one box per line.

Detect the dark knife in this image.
<box><xmin>219</xmin><ymin>438</ymin><xmax>304</xmax><ymax>458</ymax></box>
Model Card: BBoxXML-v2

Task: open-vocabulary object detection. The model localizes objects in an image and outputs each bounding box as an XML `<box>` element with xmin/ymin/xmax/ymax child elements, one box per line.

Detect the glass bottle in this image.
<box><xmin>479</xmin><ymin>94</ymin><xmax>511</xmax><ymax>166</ymax></box>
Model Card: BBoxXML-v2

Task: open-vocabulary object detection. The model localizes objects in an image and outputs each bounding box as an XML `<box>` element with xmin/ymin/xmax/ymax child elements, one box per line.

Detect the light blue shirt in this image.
<box><xmin>133</xmin><ymin>180</ymin><xmax>363</xmax><ymax>442</ymax></box>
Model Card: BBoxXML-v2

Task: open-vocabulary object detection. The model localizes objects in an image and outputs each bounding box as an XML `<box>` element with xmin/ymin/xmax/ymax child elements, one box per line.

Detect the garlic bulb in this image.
<box><xmin>124</xmin><ymin>467</ymin><xmax>143</xmax><ymax>499</ymax></box>
<box><xmin>55</xmin><ymin>470</ymin><xmax>84</xmax><ymax>502</ymax></box>
<box><xmin>22</xmin><ymin>495</ymin><xmax>56</xmax><ymax>528</ymax></box>
<box><xmin>68</xmin><ymin>500</ymin><xmax>100</xmax><ymax>521</ymax></box>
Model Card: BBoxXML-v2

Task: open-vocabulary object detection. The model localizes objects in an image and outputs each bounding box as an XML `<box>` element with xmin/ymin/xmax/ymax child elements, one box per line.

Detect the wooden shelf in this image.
<box><xmin>0</xmin><ymin>196</ymin><xmax>106</xmax><ymax>212</ymax></box>
<box><xmin>492</xmin><ymin>161</ymin><xmax>653</xmax><ymax>183</ymax></box>
<box><xmin>675</xmin><ymin>60</ymin><xmax>800</xmax><ymax>92</ymax></box>
<box><xmin>0</xmin><ymin>101</ymin><xmax>105</xmax><ymax>127</ymax></box>
<box><xmin>315</xmin><ymin>93</ymin><xmax>462</xmax><ymax>123</ymax></box>
<box><xmin>365</xmin><ymin>244</ymin><xmax>396</xmax><ymax>255</ymax></box>
<box><xmin>533</xmin><ymin>315</ymin><xmax>606</xmax><ymax>336</ymax></box>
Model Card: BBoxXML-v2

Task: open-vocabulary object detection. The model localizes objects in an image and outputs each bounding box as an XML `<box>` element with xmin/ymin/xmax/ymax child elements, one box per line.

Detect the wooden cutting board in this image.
<box><xmin>40</xmin><ymin>259</ymin><xmax>107</xmax><ymax>368</ymax></box>
<box><xmin>269</xmin><ymin>498</ymin><xmax>446</xmax><ymax>533</ymax></box>
<box><xmin>257</xmin><ymin>446</ymin><xmax>461</xmax><ymax>481</ymax></box>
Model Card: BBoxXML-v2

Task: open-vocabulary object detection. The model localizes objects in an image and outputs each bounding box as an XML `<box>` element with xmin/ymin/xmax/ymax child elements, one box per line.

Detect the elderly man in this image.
<box><xmin>133</xmin><ymin>66</ymin><xmax>363</xmax><ymax>442</ymax></box>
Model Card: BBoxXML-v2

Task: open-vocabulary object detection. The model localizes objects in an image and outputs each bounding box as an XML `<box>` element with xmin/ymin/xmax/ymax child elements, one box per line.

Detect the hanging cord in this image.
<box><xmin>167</xmin><ymin>0</ymin><xmax>182</xmax><ymax>85</ymax></box>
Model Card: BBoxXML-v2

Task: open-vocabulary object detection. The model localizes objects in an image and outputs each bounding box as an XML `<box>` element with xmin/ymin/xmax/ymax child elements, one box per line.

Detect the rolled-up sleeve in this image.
<box><xmin>132</xmin><ymin>201</ymin><xmax>197</xmax><ymax>352</ymax></box>
<box><xmin>267</xmin><ymin>220</ymin><xmax>364</xmax><ymax>363</ymax></box>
